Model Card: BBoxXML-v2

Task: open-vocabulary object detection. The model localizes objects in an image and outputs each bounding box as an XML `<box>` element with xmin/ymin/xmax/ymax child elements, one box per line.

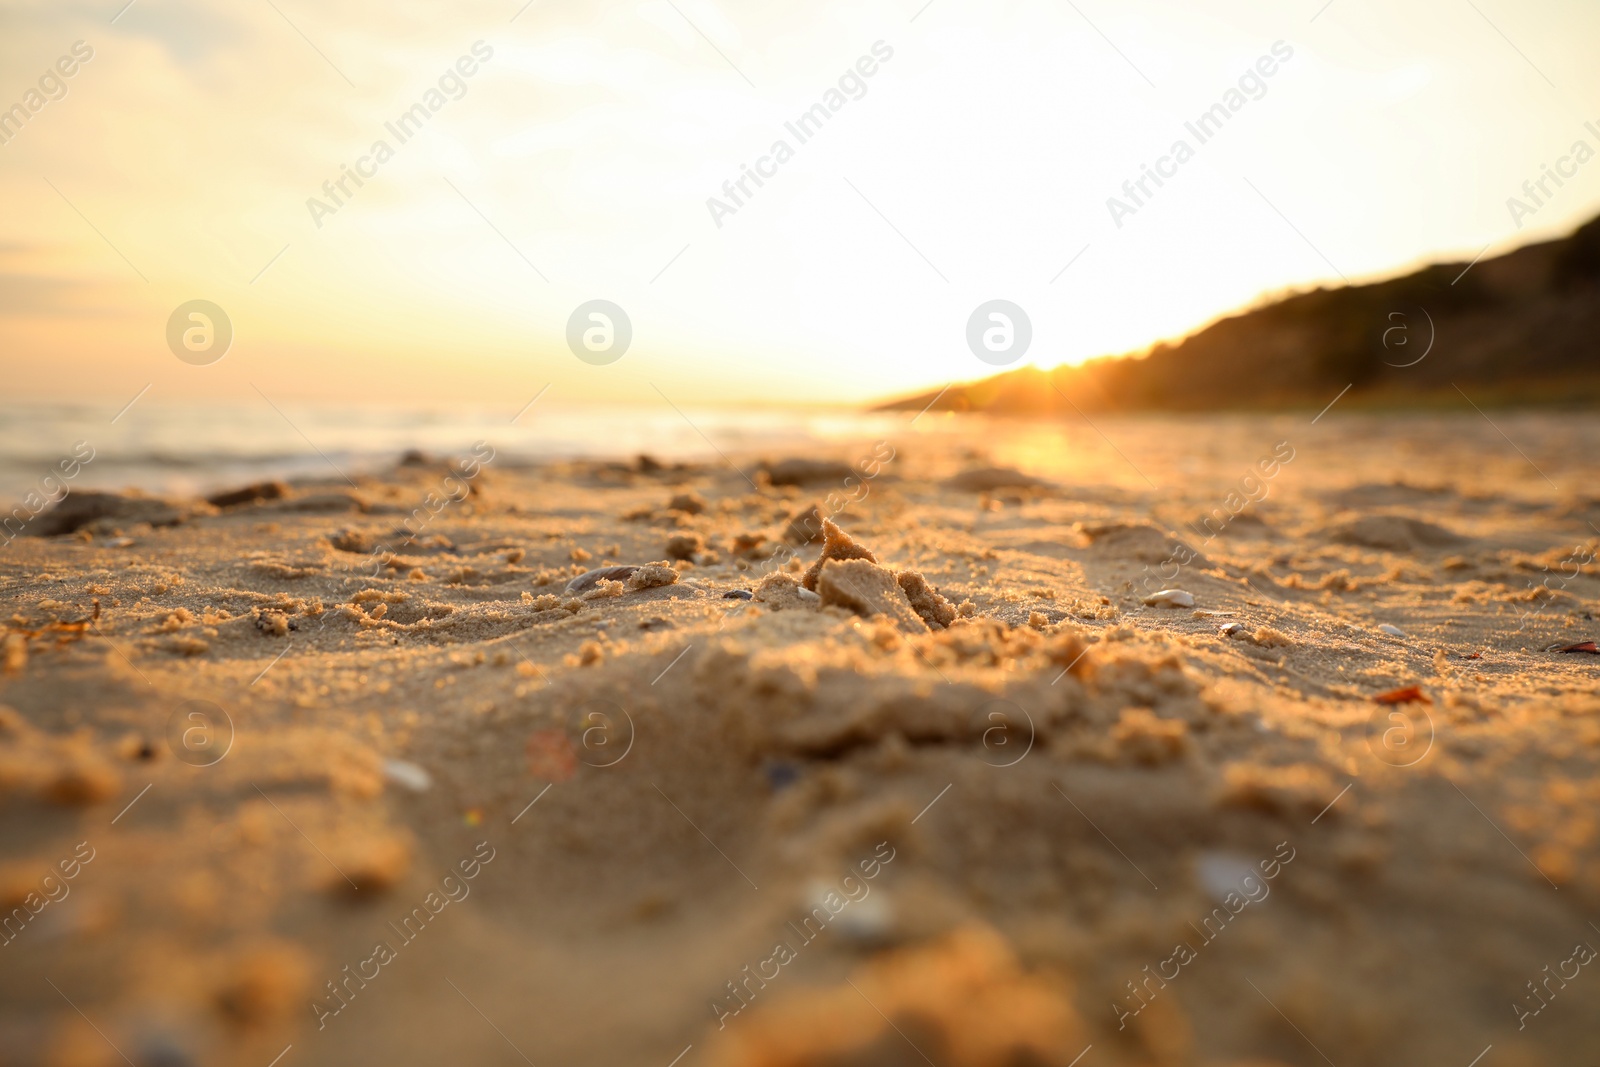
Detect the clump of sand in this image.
<box><xmin>816</xmin><ymin>558</ymin><xmax>929</xmax><ymax>634</ymax></box>
<box><xmin>895</xmin><ymin>570</ymin><xmax>956</xmax><ymax>629</ymax></box>
<box><xmin>800</xmin><ymin>519</ymin><xmax>878</xmax><ymax>591</ymax></box>
<box><xmin>625</xmin><ymin>561</ymin><xmax>679</xmax><ymax>591</ymax></box>
<box><xmin>754</xmin><ymin>572</ymin><xmax>814</xmax><ymax>611</ymax></box>
<box><xmin>790</xmin><ymin>520</ymin><xmax>957</xmax><ymax>634</ymax></box>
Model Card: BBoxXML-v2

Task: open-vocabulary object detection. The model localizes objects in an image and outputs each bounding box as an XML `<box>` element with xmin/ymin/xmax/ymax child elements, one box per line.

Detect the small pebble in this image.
<box><xmin>1219</xmin><ymin>622</ymin><xmax>1245</xmax><ymax>636</ymax></box>
<box><xmin>1143</xmin><ymin>589</ymin><xmax>1195</xmax><ymax>608</ymax></box>
<box><xmin>722</xmin><ymin>589</ymin><xmax>754</xmax><ymax>600</ymax></box>
<box><xmin>137</xmin><ymin>1034</ymin><xmax>197</xmax><ymax>1067</ymax></box>
<box><xmin>1378</xmin><ymin>623</ymin><xmax>1407</xmax><ymax>638</ymax></box>
<box><xmin>382</xmin><ymin>758</ymin><xmax>432</xmax><ymax>792</ymax></box>
<box><xmin>796</xmin><ymin>587</ymin><xmax>820</xmax><ymax>604</ymax></box>
<box><xmin>765</xmin><ymin>762</ymin><xmax>799</xmax><ymax>790</ymax></box>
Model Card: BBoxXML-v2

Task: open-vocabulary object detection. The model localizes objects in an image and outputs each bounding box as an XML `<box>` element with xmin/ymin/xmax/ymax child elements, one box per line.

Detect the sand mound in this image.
<box><xmin>943</xmin><ymin>467</ymin><xmax>1054</xmax><ymax>492</ymax></box>
<box><xmin>1321</xmin><ymin>513</ymin><xmax>1466</xmax><ymax>551</ymax></box>
<box><xmin>1077</xmin><ymin>522</ymin><xmax>1197</xmax><ymax>563</ymax></box>
<box><xmin>708</xmin><ymin>926</ymin><xmax>1085</xmax><ymax>1067</ymax></box>
<box><xmin>206</xmin><ymin>480</ymin><xmax>290</xmax><ymax>508</ymax></box>
<box><xmin>759</xmin><ymin>459</ymin><xmax>856</xmax><ymax>486</ymax></box>
<box><xmin>29</xmin><ymin>490</ymin><xmax>213</xmax><ymax>535</ymax></box>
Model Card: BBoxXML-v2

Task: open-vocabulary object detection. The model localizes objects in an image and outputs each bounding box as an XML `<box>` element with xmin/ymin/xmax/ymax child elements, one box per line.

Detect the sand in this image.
<box><xmin>0</xmin><ymin>411</ymin><xmax>1596</xmax><ymax>1067</ymax></box>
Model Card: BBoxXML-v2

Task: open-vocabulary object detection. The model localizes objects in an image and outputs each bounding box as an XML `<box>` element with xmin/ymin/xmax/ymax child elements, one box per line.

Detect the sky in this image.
<box><xmin>3</xmin><ymin>0</ymin><xmax>1600</xmax><ymax>413</ymax></box>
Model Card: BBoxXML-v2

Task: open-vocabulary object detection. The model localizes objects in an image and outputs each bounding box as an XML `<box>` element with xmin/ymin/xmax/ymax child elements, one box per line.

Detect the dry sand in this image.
<box><xmin>1</xmin><ymin>411</ymin><xmax>1597</xmax><ymax>1067</ymax></box>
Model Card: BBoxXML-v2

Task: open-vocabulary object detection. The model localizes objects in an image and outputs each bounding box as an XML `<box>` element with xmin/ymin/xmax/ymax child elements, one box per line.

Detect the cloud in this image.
<box><xmin>8</xmin><ymin>1</ymin><xmax>249</xmax><ymax>67</ymax></box>
<box><xmin>0</xmin><ymin>272</ymin><xmax>120</xmax><ymax>318</ymax></box>
<box><xmin>110</xmin><ymin>0</ymin><xmax>247</xmax><ymax>67</ymax></box>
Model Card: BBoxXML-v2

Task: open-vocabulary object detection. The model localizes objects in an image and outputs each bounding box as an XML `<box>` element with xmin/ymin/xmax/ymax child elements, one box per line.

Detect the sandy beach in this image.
<box><xmin>1</xmin><ymin>410</ymin><xmax>1596</xmax><ymax>1067</ymax></box>
<box><xmin>9</xmin><ymin>0</ymin><xmax>1600</xmax><ymax>1061</ymax></box>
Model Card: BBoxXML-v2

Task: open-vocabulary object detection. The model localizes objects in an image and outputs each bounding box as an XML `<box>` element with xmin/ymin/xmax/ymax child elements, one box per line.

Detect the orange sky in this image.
<box><xmin>4</xmin><ymin>0</ymin><xmax>1600</xmax><ymax>410</ymax></box>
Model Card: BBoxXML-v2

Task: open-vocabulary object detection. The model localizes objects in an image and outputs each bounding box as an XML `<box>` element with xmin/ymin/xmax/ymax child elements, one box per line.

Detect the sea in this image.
<box><xmin>0</xmin><ymin>400</ymin><xmax>909</xmax><ymax>505</ymax></box>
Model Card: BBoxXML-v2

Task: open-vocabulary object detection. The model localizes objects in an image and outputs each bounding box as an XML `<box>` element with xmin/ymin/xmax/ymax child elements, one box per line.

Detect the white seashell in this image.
<box><xmin>832</xmin><ymin>893</ymin><xmax>892</xmax><ymax>943</ymax></box>
<box><xmin>382</xmin><ymin>758</ymin><xmax>432</xmax><ymax>792</ymax></box>
<box><xmin>1378</xmin><ymin>623</ymin><xmax>1406</xmax><ymax>638</ymax></box>
<box><xmin>1195</xmin><ymin>852</ymin><xmax>1262</xmax><ymax>903</ymax></box>
<box><xmin>1219</xmin><ymin>622</ymin><xmax>1245</xmax><ymax>636</ymax></box>
<box><xmin>1143</xmin><ymin>589</ymin><xmax>1195</xmax><ymax>608</ymax></box>
<box><xmin>797</xmin><ymin>587</ymin><xmax>821</xmax><ymax>604</ymax></box>
<box><xmin>804</xmin><ymin>878</ymin><xmax>892</xmax><ymax>944</ymax></box>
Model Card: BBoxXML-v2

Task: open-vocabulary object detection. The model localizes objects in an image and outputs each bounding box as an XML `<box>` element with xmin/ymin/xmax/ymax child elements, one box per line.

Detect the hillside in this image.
<box><xmin>876</xmin><ymin>214</ymin><xmax>1600</xmax><ymax>414</ymax></box>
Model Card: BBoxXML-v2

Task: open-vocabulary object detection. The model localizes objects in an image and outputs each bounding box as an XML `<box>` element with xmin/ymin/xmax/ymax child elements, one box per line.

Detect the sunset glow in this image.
<box><xmin>4</xmin><ymin>0</ymin><xmax>1599</xmax><ymax>409</ymax></box>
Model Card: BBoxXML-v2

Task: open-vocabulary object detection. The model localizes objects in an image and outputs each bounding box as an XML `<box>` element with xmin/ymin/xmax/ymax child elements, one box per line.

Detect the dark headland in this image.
<box><xmin>875</xmin><ymin>212</ymin><xmax>1600</xmax><ymax>415</ymax></box>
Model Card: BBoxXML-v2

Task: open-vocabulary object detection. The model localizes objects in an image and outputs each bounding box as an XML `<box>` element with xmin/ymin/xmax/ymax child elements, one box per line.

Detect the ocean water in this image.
<box><xmin>0</xmin><ymin>401</ymin><xmax>906</xmax><ymax>505</ymax></box>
